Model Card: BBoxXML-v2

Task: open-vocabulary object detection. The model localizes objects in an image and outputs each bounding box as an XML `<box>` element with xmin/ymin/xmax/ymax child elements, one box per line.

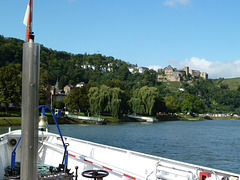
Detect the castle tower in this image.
<box><xmin>184</xmin><ymin>66</ymin><xmax>189</xmax><ymax>76</ymax></box>
<box><xmin>164</xmin><ymin>65</ymin><xmax>174</xmax><ymax>75</ymax></box>
<box><xmin>200</xmin><ymin>72</ymin><xmax>208</xmax><ymax>80</ymax></box>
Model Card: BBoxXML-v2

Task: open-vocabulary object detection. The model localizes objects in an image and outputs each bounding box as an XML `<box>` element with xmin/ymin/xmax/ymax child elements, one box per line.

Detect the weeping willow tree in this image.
<box><xmin>128</xmin><ymin>89</ymin><xmax>145</xmax><ymax>114</ymax></box>
<box><xmin>107</xmin><ymin>87</ymin><xmax>124</xmax><ymax>118</ymax></box>
<box><xmin>129</xmin><ymin>86</ymin><xmax>163</xmax><ymax>115</ymax></box>
<box><xmin>88</xmin><ymin>85</ymin><xmax>110</xmax><ymax>114</ymax></box>
<box><xmin>98</xmin><ymin>85</ymin><xmax>111</xmax><ymax>112</ymax></box>
<box><xmin>88</xmin><ymin>85</ymin><xmax>124</xmax><ymax>117</ymax></box>
<box><xmin>140</xmin><ymin>86</ymin><xmax>159</xmax><ymax>115</ymax></box>
<box><xmin>88</xmin><ymin>87</ymin><xmax>101</xmax><ymax>114</ymax></box>
<box><xmin>109</xmin><ymin>98</ymin><xmax>121</xmax><ymax>118</ymax></box>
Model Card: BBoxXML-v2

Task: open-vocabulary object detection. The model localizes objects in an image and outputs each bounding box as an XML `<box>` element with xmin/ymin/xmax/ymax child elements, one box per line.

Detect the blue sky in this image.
<box><xmin>1</xmin><ymin>0</ymin><xmax>240</xmax><ymax>79</ymax></box>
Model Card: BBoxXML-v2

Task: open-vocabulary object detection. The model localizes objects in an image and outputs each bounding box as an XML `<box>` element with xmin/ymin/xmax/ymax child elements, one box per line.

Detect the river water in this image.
<box><xmin>1</xmin><ymin>119</ymin><xmax>240</xmax><ymax>174</ymax></box>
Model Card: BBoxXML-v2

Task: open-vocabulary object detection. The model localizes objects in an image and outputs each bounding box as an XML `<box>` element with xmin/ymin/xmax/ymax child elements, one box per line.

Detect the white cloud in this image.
<box><xmin>148</xmin><ymin>65</ymin><xmax>163</xmax><ymax>71</ymax></box>
<box><xmin>163</xmin><ymin>0</ymin><xmax>191</xmax><ymax>7</ymax></box>
<box><xmin>170</xmin><ymin>57</ymin><xmax>240</xmax><ymax>79</ymax></box>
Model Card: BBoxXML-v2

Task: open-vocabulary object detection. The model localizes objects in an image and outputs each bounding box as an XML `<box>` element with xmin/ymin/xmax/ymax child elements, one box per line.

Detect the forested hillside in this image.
<box><xmin>1</xmin><ymin>35</ymin><xmax>240</xmax><ymax>116</ymax></box>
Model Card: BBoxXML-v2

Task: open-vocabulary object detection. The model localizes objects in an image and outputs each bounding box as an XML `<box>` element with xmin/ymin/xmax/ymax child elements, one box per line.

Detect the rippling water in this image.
<box><xmin>1</xmin><ymin>120</ymin><xmax>240</xmax><ymax>174</ymax></box>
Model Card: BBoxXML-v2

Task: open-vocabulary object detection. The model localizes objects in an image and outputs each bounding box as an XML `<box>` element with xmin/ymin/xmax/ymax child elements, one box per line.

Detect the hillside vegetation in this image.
<box><xmin>1</xmin><ymin>35</ymin><xmax>240</xmax><ymax>117</ymax></box>
<box><xmin>213</xmin><ymin>78</ymin><xmax>240</xmax><ymax>90</ymax></box>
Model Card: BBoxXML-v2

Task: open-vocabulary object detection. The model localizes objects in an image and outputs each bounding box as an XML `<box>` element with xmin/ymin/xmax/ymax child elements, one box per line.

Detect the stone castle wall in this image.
<box><xmin>157</xmin><ymin>65</ymin><xmax>208</xmax><ymax>82</ymax></box>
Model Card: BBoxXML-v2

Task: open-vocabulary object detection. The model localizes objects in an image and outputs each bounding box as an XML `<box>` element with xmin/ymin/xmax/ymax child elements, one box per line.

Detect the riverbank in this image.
<box><xmin>0</xmin><ymin>116</ymin><xmax>95</xmax><ymax>126</ymax></box>
<box><xmin>0</xmin><ymin>115</ymin><xmax>147</xmax><ymax>126</ymax></box>
<box><xmin>0</xmin><ymin>115</ymin><xmax>239</xmax><ymax>126</ymax></box>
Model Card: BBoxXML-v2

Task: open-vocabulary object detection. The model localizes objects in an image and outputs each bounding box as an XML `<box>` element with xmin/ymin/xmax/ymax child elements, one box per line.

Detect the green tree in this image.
<box><xmin>129</xmin><ymin>86</ymin><xmax>163</xmax><ymax>115</ymax></box>
<box><xmin>180</xmin><ymin>99</ymin><xmax>192</xmax><ymax>114</ymax></box>
<box><xmin>140</xmin><ymin>86</ymin><xmax>158</xmax><ymax>115</ymax></box>
<box><xmin>64</xmin><ymin>84</ymin><xmax>93</xmax><ymax>112</ymax></box>
<box><xmin>0</xmin><ymin>66</ymin><xmax>21</xmax><ymax>113</ymax></box>
<box><xmin>128</xmin><ymin>96</ymin><xmax>145</xmax><ymax>114</ymax></box>
<box><xmin>104</xmin><ymin>79</ymin><xmax>127</xmax><ymax>90</ymax></box>
<box><xmin>64</xmin><ymin>88</ymin><xmax>81</xmax><ymax>111</ymax></box>
<box><xmin>116</xmin><ymin>64</ymin><xmax>130</xmax><ymax>81</ymax></box>
<box><xmin>179</xmin><ymin>93</ymin><xmax>205</xmax><ymax>114</ymax></box>
<box><xmin>107</xmin><ymin>87</ymin><xmax>124</xmax><ymax>118</ymax></box>
<box><xmin>142</xmin><ymin>69</ymin><xmax>157</xmax><ymax>86</ymax></box>
<box><xmin>88</xmin><ymin>87</ymin><xmax>99</xmax><ymax>114</ymax></box>
<box><xmin>88</xmin><ymin>85</ymin><xmax>110</xmax><ymax>115</ymax></box>
<box><xmin>88</xmin><ymin>85</ymin><xmax>126</xmax><ymax>117</ymax></box>
<box><xmin>53</xmin><ymin>100</ymin><xmax>65</xmax><ymax>109</ymax></box>
<box><xmin>165</xmin><ymin>96</ymin><xmax>178</xmax><ymax>113</ymax></box>
<box><xmin>39</xmin><ymin>67</ymin><xmax>51</xmax><ymax>105</ymax></box>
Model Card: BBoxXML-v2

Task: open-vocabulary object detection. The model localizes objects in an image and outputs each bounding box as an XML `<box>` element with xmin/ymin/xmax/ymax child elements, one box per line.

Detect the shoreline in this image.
<box><xmin>0</xmin><ymin>115</ymin><xmax>240</xmax><ymax>126</ymax></box>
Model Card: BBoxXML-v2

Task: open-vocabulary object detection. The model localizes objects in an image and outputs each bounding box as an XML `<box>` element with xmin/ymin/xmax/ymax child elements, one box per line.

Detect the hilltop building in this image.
<box><xmin>81</xmin><ymin>64</ymin><xmax>96</xmax><ymax>70</ymax></box>
<box><xmin>64</xmin><ymin>85</ymin><xmax>73</xmax><ymax>94</ymax></box>
<box><xmin>50</xmin><ymin>80</ymin><xmax>86</xmax><ymax>102</ymax></box>
<box><xmin>76</xmin><ymin>82</ymin><xmax>85</xmax><ymax>88</ymax></box>
<box><xmin>158</xmin><ymin>65</ymin><xmax>208</xmax><ymax>82</ymax></box>
<box><xmin>128</xmin><ymin>65</ymin><xmax>149</xmax><ymax>74</ymax></box>
<box><xmin>80</xmin><ymin>63</ymin><xmax>114</xmax><ymax>73</ymax></box>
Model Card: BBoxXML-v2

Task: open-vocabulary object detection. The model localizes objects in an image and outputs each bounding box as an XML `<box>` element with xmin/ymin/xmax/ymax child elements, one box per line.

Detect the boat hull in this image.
<box><xmin>0</xmin><ymin>129</ymin><xmax>239</xmax><ymax>180</ymax></box>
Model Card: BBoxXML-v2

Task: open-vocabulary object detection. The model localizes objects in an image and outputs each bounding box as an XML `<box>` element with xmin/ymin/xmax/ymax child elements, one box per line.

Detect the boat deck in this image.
<box><xmin>1</xmin><ymin>130</ymin><xmax>240</xmax><ymax>180</ymax></box>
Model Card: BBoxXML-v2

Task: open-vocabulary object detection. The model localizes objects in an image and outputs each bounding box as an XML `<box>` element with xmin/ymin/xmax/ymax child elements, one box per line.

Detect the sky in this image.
<box><xmin>1</xmin><ymin>0</ymin><xmax>240</xmax><ymax>79</ymax></box>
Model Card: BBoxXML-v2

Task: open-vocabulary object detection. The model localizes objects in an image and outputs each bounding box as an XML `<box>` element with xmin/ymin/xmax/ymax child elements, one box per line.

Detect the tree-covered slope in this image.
<box><xmin>1</xmin><ymin>35</ymin><xmax>240</xmax><ymax>115</ymax></box>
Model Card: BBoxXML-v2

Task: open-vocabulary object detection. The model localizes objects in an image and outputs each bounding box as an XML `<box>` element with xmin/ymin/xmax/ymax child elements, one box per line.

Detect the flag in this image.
<box><xmin>23</xmin><ymin>0</ymin><xmax>33</xmax><ymax>42</ymax></box>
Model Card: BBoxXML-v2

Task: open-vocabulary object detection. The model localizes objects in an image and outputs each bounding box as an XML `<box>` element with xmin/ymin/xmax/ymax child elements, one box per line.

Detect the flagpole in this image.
<box><xmin>21</xmin><ymin>0</ymin><xmax>40</xmax><ymax>179</ymax></box>
<box><xmin>23</xmin><ymin>0</ymin><xmax>33</xmax><ymax>42</ymax></box>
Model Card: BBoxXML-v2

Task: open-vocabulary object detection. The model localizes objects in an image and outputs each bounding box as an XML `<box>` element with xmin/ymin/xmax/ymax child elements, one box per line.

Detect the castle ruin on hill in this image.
<box><xmin>158</xmin><ymin>65</ymin><xmax>208</xmax><ymax>82</ymax></box>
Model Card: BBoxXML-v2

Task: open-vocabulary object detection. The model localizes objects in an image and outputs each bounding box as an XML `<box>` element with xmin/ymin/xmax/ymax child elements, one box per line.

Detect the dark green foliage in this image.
<box><xmin>177</xmin><ymin>79</ymin><xmax>240</xmax><ymax>114</ymax></box>
<box><xmin>53</xmin><ymin>100</ymin><xmax>65</xmax><ymax>109</ymax></box>
<box><xmin>0</xmin><ymin>36</ymin><xmax>24</xmax><ymax>67</ymax></box>
<box><xmin>1</xmin><ymin>35</ymin><xmax>240</xmax><ymax>116</ymax></box>
<box><xmin>178</xmin><ymin>93</ymin><xmax>205</xmax><ymax>114</ymax></box>
<box><xmin>0</xmin><ymin>66</ymin><xmax>21</xmax><ymax>113</ymax></box>
<box><xmin>129</xmin><ymin>86</ymin><xmax>164</xmax><ymax>115</ymax></box>
<box><xmin>0</xmin><ymin>36</ymin><xmax>160</xmax><ymax>91</ymax></box>
<box><xmin>64</xmin><ymin>83</ymin><xmax>93</xmax><ymax>112</ymax></box>
<box><xmin>164</xmin><ymin>96</ymin><xmax>178</xmax><ymax>113</ymax></box>
<box><xmin>88</xmin><ymin>85</ymin><xmax>126</xmax><ymax>118</ymax></box>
